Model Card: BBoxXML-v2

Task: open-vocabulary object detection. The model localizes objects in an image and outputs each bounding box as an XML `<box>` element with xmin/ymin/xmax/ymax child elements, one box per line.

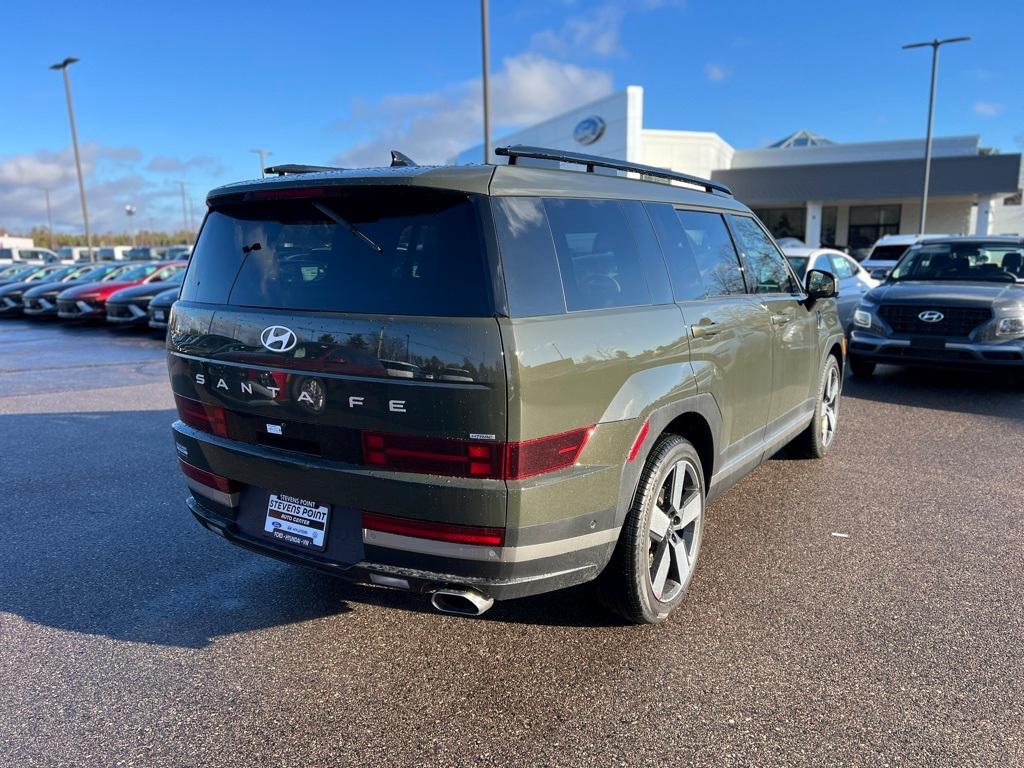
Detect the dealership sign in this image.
<box><xmin>573</xmin><ymin>116</ymin><xmax>606</xmax><ymax>145</ymax></box>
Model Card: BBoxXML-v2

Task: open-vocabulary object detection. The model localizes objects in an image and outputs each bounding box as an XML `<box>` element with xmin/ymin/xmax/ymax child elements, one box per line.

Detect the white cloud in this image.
<box><xmin>531</xmin><ymin>4</ymin><xmax>627</xmax><ymax>58</ymax></box>
<box><xmin>973</xmin><ymin>100</ymin><xmax>1004</xmax><ymax>117</ymax></box>
<box><xmin>334</xmin><ymin>53</ymin><xmax>614</xmax><ymax>168</ymax></box>
<box><xmin>704</xmin><ymin>63</ymin><xmax>730</xmax><ymax>82</ymax></box>
<box><xmin>0</xmin><ymin>143</ymin><xmax>202</xmax><ymax>234</ymax></box>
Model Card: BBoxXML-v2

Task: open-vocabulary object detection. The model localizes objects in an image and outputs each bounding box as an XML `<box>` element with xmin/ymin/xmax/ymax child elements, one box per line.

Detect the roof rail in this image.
<box><xmin>263</xmin><ymin>164</ymin><xmax>345</xmax><ymax>176</ymax></box>
<box><xmin>495</xmin><ymin>144</ymin><xmax>732</xmax><ymax>196</ymax></box>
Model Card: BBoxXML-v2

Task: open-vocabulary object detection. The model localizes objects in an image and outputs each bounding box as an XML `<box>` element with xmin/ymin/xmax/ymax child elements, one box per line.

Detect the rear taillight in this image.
<box><xmin>360</xmin><ymin>426</ymin><xmax>593</xmax><ymax>480</ymax></box>
<box><xmin>363</xmin><ymin>511</ymin><xmax>504</xmax><ymax>547</ymax></box>
<box><xmin>505</xmin><ymin>427</ymin><xmax>593</xmax><ymax>480</ymax></box>
<box><xmin>174</xmin><ymin>393</ymin><xmax>228</xmax><ymax>438</ymax></box>
<box><xmin>178</xmin><ymin>459</ymin><xmax>237</xmax><ymax>493</ymax></box>
<box><xmin>362</xmin><ymin>432</ymin><xmax>503</xmax><ymax>479</ymax></box>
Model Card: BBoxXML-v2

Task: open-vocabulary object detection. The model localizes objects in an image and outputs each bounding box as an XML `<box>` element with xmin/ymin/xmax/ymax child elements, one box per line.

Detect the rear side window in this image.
<box><xmin>828</xmin><ymin>254</ymin><xmax>856</xmax><ymax>278</ymax></box>
<box><xmin>728</xmin><ymin>215</ymin><xmax>797</xmax><ymax>293</ymax></box>
<box><xmin>181</xmin><ymin>189</ymin><xmax>491</xmax><ymax>317</ymax></box>
<box><xmin>544</xmin><ymin>199</ymin><xmax>651</xmax><ymax>311</ymax></box>
<box><xmin>677</xmin><ymin>210</ymin><xmax>746</xmax><ymax>296</ymax></box>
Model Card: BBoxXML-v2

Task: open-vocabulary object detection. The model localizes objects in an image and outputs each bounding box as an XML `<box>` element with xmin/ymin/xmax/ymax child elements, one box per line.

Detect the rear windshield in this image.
<box><xmin>181</xmin><ymin>189</ymin><xmax>491</xmax><ymax>317</ymax></box>
<box><xmin>868</xmin><ymin>245</ymin><xmax>910</xmax><ymax>261</ymax></box>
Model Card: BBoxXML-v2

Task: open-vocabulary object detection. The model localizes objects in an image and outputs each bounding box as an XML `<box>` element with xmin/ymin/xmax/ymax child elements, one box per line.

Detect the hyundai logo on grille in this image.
<box><xmin>918</xmin><ymin>311</ymin><xmax>945</xmax><ymax>323</ymax></box>
<box><xmin>260</xmin><ymin>325</ymin><xmax>298</xmax><ymax>352</ymax></box>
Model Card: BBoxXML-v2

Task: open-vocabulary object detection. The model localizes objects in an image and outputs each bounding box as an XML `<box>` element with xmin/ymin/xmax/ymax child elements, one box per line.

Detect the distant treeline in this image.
<box><xmin>3</xmin><ymin>226</ymin><xmax>196</xmax><ymax>247</ymax></box>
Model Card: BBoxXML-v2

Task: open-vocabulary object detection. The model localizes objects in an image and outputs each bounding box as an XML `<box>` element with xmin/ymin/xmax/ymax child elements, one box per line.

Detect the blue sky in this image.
<box><xmin>1</xmin><ymin>0</ymin><xmax>1021</xmax><ymax>233</ymax></box>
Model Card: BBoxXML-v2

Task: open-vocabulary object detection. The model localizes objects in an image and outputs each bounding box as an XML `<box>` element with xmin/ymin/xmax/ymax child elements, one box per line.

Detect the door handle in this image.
<box><xmin>771</xmin><ymin>313</ymin><xmax>791</xmax><ymax>326</ymax></box>
<box><xmin>691</xmin><ymin>322</ymin><xmax>721</xmax><ymax>338</ymax></box>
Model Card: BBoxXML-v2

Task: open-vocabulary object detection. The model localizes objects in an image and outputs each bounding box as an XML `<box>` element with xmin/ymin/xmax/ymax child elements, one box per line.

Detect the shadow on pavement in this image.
<box><xmin>0</xmin><ymin>409</ymin><xmax>617</xmax><ymax>649</ymax></box>
<box><xmin>840</xmin><ymin>364</ymin><xmax>1023</xmax><ymax>419</ymax></box>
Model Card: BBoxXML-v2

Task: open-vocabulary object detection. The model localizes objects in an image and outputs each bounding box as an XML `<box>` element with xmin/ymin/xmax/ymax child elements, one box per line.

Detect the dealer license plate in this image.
<box><xmin>263</xmin><ymin>494</ymin><xmax>330</xmax><ymax>551</ymax></box>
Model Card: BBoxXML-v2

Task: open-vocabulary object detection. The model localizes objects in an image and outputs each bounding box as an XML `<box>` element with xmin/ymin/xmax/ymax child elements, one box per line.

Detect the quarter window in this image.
<box><xmin>677</xmin><ymin>210</ymin><xmax>746</xmax><ymax>296</ymax></box>
<box><xmin>728</xmin><ymin>215</ymin><xmax>796</xmax><ymax>293</ymax></box>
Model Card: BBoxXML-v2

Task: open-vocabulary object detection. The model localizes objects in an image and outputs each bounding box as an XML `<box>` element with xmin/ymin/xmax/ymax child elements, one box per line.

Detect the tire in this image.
<box><xmin>849</xmin><ymin>355</ymin><xmax>875</xmax><ymax>377</ymax></box>
<box><xmin>598</xmin><ymin>435</ymin><xmax>705</xmax><ymax>624</ymax></box>
<box><xmin>792</xmin><ymin>354</ymin><xmax>842</xmax><ymax>459</ymax></box>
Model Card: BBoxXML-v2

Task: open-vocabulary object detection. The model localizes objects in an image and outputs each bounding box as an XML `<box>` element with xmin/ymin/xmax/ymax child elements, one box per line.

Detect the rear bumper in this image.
<box><xmin>849</xmin><ymin>332</ymin><xmax>1024</xmax><ymax>368</ymax></box>
<box><xmin>188</xmin><ymin>493</ymin><xmax>609</xmax><ymax>601</ymax></box>
<box><xmin>175</xmin><ymin>423</ymin><xmax>619</xmax><ymax>601</ymax></box>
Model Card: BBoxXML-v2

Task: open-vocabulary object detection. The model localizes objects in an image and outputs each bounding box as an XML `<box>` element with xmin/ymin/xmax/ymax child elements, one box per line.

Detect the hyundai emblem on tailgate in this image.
<box><xmin>260</xmin><ymin>325</ymin><xmax>298</xmax><ymax>352</ymax></box>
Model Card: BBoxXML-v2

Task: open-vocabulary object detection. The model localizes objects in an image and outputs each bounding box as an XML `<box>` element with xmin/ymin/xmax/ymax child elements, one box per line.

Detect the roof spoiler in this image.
<box><xmin>263</xmin><ymin>164</ymin><xmax>345</xmax><ymax>176</ymax></box>
<box><xmin>495</xmin><ymin>144</ymin><xmax>733</xmax><ymax>197</ymax></box>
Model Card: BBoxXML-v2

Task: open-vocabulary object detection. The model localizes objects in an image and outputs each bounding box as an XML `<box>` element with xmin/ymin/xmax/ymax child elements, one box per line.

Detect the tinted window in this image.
<box><xmin>492</xmin><ymin>197</ymin><xmax>565</xmax><ymax>317</ymax></box>
<box><xmin>544</xmin><ymin>199</ymin><xmax>651</xmax><ymax>311</ymax></box>
<box><xmin>891</xmin><ymin>242</ymin><xmax>1024</xmax><ymax>283</ymax></box>
<box><xmin>645</xmin><ymin>203</ymin><xmax>704</xmax><ymax>301</ymax></box>
<box><xmin>678</xmin><ymin>210</ymin><xmax>746</xmax><ymax>296</ymax></box>
<box><xmin>829</xmin><ymin>254</ymin><xmax>856</xmax><ymax>278</ymax></box>
<box><xmin>729</xmin><ymin>215</ymin><xmax>796</xmax><ymax>293</ymax></box>
<box><xmin>868</xmin><ymin>245</ymin><xmax>911</xmax><ymax>262</ymax></box>
<box><xmin>621</xmin><ymin>202</ymin><xmax>673</xmax><ymax>305</ymax></box>
<box><xmin>183</xmin><ymin>190</ymin><xmax>491</xmax><ymax>316</ymax></box>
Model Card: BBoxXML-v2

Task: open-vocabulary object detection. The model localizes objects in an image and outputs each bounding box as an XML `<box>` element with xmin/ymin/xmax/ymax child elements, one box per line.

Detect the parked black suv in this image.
<box><xmin>168</xmin><ymin>147</ymin><xmax>844</xmax><ymax>623</ymax></box>
<box><xmin>849</xmin><ymin>236</ymin><xmax>1024</xmax><ymax>375</ymax></box>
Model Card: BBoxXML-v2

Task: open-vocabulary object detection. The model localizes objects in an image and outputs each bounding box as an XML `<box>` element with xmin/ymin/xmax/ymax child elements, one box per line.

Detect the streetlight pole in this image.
<box><xmin>175</xmin><ymin>181</ymin><xmax>190</xmax><ymax>242</ymax></box>
<box><xmin>44</xmin><ymin>189</ymin><xmax>54</xmax><ymax>250</ymax></box>
<box><xmin>480</xmin><ymin>0</ymin><xmax>492</xmax><ymax>164</ymax></box>
<box><xmin>903</xmin><ymin>36</ymin><xmax>970</xmax><ymax>234</ymax></box>
<box><xmin>250</xmin><ymin>148</ymin><xmax>271</xmax><ymax>178</ymax></box>
<box><xmin>49</xmin><ymin>57</ymin><xmax>94</xmax><ymax>261</ymax></box>
<box><xmin>124</xmin><ymin>204</ymin><xmax>137</xmax><ymax>248</ymax></box>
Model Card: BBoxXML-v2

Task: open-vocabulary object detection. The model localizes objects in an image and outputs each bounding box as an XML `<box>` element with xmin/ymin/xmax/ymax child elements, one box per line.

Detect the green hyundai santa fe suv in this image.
<box><xmin>168</xmin><ymin>146</ymin><xmax>845</xmax><ymax>624</ymax></box>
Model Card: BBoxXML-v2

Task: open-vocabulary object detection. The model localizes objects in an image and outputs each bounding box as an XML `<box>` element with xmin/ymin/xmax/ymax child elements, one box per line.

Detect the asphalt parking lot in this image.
<box><xmin>1</xmin><ymin>318</ymin><xmax>1022</xmax><ymax>768</ymax></box>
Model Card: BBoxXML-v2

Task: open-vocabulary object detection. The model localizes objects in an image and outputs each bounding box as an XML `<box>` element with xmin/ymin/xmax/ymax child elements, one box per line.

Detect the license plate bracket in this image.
<box><xmin>263</xmin><ymin>494</ymin><xmax>330</xmax><ymax>551</ymax></box>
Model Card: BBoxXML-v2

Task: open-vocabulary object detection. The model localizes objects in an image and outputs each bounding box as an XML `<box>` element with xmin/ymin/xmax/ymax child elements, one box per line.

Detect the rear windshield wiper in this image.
<box><xmin>312</xmin><ymin>202</ymin><xmax>383</xmax><ymax>253</ymax></box>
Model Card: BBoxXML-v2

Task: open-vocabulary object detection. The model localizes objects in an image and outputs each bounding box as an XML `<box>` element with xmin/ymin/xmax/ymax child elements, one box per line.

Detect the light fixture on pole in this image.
<box><xmin>480</xmin><ymin>0</ymin><xmax>492</xmax><ymax>164</ymax></box>
<box><xmin>902</xmin><ymin>36</ymin><xmax>971</xmax><ymax>234</ymax></box>
<box><xmin>250</xmin><ymin>148</ymin><xmax>272</xmax><ymax>178</ymax></box>
<box><xmin>49</xmin><ymin>56</ymin><xmax>94</xmax><ymax>261</ymax></box>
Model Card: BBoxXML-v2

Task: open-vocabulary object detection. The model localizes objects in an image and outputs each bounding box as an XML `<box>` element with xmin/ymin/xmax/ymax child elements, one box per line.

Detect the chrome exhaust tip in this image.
<box><xmin>430</xmin><ymin>588</ymin><xmax>494</xmax><ymax>617</ymax></box>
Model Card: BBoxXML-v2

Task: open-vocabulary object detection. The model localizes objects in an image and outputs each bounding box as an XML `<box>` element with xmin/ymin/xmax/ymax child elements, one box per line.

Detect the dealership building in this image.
<box><xmin>455</xmin><ymin>86</ymin><xmax>1023</xmax><ymax>254</ymax></box>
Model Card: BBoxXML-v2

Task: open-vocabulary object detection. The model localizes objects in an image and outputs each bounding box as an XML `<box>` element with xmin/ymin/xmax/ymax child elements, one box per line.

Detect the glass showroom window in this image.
<box><xmin>751</xmin><ymin>207</ymin><xmax>806</xmax><ymax>241</ymax></box>
<box><xmin>847</xmin><ymin>204</ymin><xmax>901</xmax><ymax>253</ymax></box>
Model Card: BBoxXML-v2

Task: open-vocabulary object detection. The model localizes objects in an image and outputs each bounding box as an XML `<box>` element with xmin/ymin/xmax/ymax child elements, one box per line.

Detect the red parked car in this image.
<box><xmin>56</xmin><ymin>261</ymin><xmax>187</xmax><ymax>320</ymax></box>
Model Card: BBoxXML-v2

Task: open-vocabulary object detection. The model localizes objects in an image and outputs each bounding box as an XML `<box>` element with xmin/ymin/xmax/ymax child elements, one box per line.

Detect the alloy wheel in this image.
<box><xmin>648</xmin><ymin>459</ymin><xmax>702</xmax><ymax>603</ymax></box>
<box><xmin>821</xmin><ymin>365</ymin><xmax>840</xmax><ymax>447</ymax></box>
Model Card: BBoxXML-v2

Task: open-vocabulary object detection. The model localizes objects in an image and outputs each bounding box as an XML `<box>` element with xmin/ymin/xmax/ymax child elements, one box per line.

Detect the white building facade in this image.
<box><xmin>455</xmin><ymin>86</ymin><xmax>1023</xmax><ymax>256</ymax></box>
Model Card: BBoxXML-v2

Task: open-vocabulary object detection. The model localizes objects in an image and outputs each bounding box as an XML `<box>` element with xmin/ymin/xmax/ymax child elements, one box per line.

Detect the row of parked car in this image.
<box><xmin>0</xmin><ymin>259</ymin><xmax>183</xmax><ymax>330</ymax></box>
<box><xmin>0</xmin><ymin>244</ymin><xmax>192</xmax><ymax>264</ymax></box>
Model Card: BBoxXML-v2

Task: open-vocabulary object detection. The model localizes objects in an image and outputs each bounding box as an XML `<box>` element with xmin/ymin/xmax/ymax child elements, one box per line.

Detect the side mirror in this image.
<box><xmin>805</xmin><ymin>268</ymin><xmax>837</xmax><ymax>300</ymax></box>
